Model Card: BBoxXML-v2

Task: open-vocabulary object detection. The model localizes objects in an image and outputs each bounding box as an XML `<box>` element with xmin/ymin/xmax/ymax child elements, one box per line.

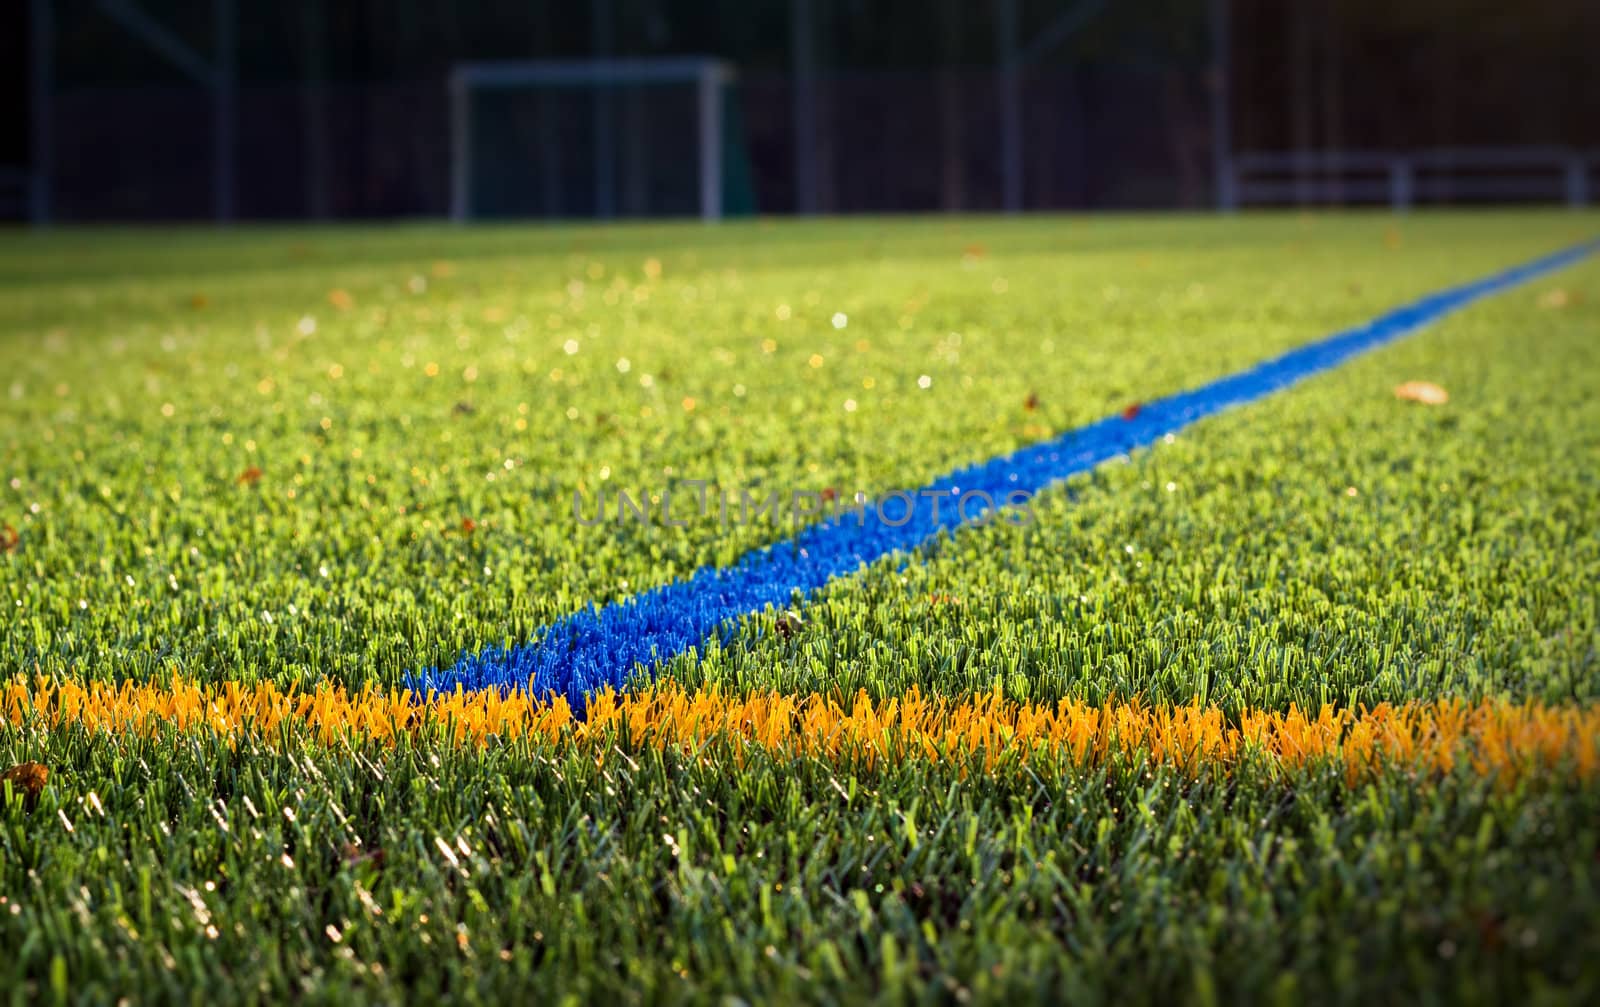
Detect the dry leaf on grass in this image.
<box><xmin>1394</xmin><ymin>381</ymin><xmax>1449</xmax><ymax>405</ymax></box>
<box><xmin>775</xmin><ymin>610</ymin><xmax>804</xmax><ymax>638</ymax></box>
<box><xmin>2</xmin><ymin>762</ymin><xmax>48</xmax><ymax>810</ymax></box>
<box><xmin>341</xmin><ymin>843</ymin><xmax>386</xmax><ymax>870</ymax></box>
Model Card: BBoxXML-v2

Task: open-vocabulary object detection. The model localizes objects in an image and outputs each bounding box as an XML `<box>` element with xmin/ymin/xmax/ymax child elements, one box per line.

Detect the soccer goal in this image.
<box><xmin>449</xmin><ymin>58</ymin><xmax>738</xmax><ymax>223</ymax></box>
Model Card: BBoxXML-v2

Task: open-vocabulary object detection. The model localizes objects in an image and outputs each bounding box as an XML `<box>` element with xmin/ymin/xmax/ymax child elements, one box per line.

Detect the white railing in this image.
<box><xmin>1230</xmin><ymin>147</ymin><xmax>1596</xmax><ymax>210</ymax></box>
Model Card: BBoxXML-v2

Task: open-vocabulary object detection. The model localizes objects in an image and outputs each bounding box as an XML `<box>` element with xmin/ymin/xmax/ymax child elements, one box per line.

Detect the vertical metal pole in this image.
<box><xmin>998</xmin><ymin>0</ymin><xmax>1022</xmax><ymax>214</ymax></box>
<box><xmin>540</xmin><ymin>91</ymin><xmax>564</xmax><ymax>219</ymax></box>
<box><xmin>214</xmin><ymin>0</ymin><xmax>236</xmax><ymax>223</ymax></box>
<box><xmin>1389</xmin><ymin>157</ymin><xmax>1412</xmax><ymax>213</ymax></box>
<box><xmin>592</xmin><ymin>0</ymin><xmax>615</xmax><ymax>219</ymax></box>
<box><xmin>1289</xmin><ymin>0</ymin><xmax>1314</xmax><ymax>207</ymax></box>
<box><xmin>938</xmin><ymin>0</ymin><xmax>964</xmax><ymax>213</ymax></box>
<box><xmin>791</xmin><ymin>0</ymin><xmax>818</xmax><ymax>215</ymax></box>
<box><xmin>449</xmin><ymin>71</ymin><xmax>470</xmax><ymax>222</ymax></box>
<box><xmin>1566</xmin><ymin>155</ymin><xmax>1589</xmax><ymax>208</ymax></box>
<box><xmin>30</xmin><ymin>0</ymin><xmax>53</xmax><ymax>226</ymax></box>
<box><xmin>1319</xmin><ymin>0</ymin><xmax>1342</xmax><ymax>206</ymax></box>
<box><xmin>697</xmin><ymin>67</ymin><xmax>722</xmax><ymax>222</ymax></box>
<box><xmin>1209</xmin><ymin>0</ymin><xmax>1236</xmax><ymax>211</ymax></box>
<box><xmin>533</xmin><ymin>2</ymin><xmax>561</xmax><ymax>217</ymax></box>
<box><xmin>301</xmin><ymin>0</ymin><xmax>329</xmax><ymax>219</ymax></box>
<box><xmin>621</xmin><ymin>88</ymin><xmax>646</xmax><ymax>215</ymax></box>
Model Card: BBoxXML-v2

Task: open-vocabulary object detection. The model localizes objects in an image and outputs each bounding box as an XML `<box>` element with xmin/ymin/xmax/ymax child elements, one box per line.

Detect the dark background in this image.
<box><xmin>2</xmin><ymin>0</ymin><xmax>1594</xmax><ymax>220</ymax></box>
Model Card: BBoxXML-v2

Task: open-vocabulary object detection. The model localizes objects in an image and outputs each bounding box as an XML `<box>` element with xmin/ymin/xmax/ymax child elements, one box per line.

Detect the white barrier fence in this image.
<box><xmin>1229</xmin><ymin>148</ymin><xmax>1596</xmax><ymax>210</ymax></box>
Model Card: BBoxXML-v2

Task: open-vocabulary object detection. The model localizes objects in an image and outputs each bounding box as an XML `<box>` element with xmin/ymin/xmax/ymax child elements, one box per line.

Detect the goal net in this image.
<box><xmin>449</xmin><ymin>58</ymin><xmax>742</xmax><ymax>222</ymax></box>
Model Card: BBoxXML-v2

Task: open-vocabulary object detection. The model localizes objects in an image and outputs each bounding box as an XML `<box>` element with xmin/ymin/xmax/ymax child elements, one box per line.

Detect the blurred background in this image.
<box><xmin>2</xmin><ymin>0</ymin><xmax>1595</xmax><ymax>223</ymax></box>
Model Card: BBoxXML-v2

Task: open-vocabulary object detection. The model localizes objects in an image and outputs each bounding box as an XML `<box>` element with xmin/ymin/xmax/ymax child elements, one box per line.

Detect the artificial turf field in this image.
<box><xmin>2</xmin><ymin>212</ymin><xmax>1599</xmax><ymax>1002</ymax></box>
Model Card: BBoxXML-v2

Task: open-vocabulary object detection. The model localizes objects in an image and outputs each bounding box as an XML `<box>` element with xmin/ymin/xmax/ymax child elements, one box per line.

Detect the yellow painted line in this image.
<box><xmin>5</xmin><ymin>677</ymin><xmax>1598</xmax><ymax>782</ymax></box>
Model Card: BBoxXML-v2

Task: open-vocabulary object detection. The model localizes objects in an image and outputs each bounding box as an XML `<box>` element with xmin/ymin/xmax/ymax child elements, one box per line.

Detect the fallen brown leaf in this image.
<box><xmin>1394</xmin><ymin>381</ymin><xmax>1449</xmax><ymax>405</ymax></box>
<box><xmin>1476</xmin><ymin>911</ymin><xmax>1506</xmax><ymax>953</ymax></box>
<box><xmin>775</xmin><ymin>610</ymin><xmax>804</xmax><ymax>638</ymax></box>
<box><xmin>2</xmin><ymin>762</ymin><xmax>48</xmax><ymax>809</ymax></box>
<box><xmin>341</xmin><ymin>843</ymin><xmax>386</xmax><ymax>870</ymax></box>
<box><xmin>1538</xmin><ymin>288</ymin><xmax>1570</xmax><ymax>310</ymax></box>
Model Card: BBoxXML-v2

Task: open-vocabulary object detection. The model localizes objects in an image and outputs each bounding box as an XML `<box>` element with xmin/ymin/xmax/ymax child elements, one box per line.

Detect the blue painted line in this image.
<box><xmin>408</xmin><ymin>239</ymin><xmax>1598</xmax><ymax>708</ymax></box>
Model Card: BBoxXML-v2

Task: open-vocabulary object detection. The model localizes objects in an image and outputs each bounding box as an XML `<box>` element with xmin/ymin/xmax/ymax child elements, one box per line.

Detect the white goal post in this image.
<box><xmin>449</xmin><ymin>58</ymin><xmax>737</xmax><ymax>223</ymax></box>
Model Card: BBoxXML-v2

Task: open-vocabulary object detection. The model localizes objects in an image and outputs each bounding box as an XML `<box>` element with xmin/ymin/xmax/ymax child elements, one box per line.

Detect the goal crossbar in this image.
<box><xmin>449</xmin><ymin>57</ymin><xmax>737</xmax><ymax>223</ymax></box>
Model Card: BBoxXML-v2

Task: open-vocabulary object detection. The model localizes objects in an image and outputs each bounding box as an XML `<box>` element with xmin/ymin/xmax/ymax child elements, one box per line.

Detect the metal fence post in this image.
<box><xmin>697</xmin><ymin>66</ymin><xmax>723</xmax><ymax>222</ymax></box>
<box><xmin>449</xmin><ymin>71</ymin><xmax>469</xmax><ymax>223</ymax></box>
<box><xmin>1567</xmin><ymin>155</ymin><xmax>1590</xmax><ymax>208</ymax></box>
<box><xmin>1210</xmin><ymin>0</ymin><xmax>1236</xmax><ymax>211</ymax></box>
<box><xmin>30</xmin><ymin>0</ymin><xmax>53</xmax><ymax>226</ymax></box>
<box><xmin>1389</xmin><ymin>158</ymin><xmax>1413</xmax><ymax>212</ymax></box>
<box><xmin>591</xmin><ymin>0</ymin><xmax>615</xmax><ymax>220</ymax></box>
<box><xmin>791</xmin><ymin>0</ymin><xmax>818</xmax><ymax>215</ymax></box>
<box><xmin>214</xmin><ymin>0</ymin><xmax>235</xmax><ymax>223</ymax></box>
<box><xmin>998</xmin><ymin>0</ymin><xmax>1022</xmax><ymax>214</ymax></box>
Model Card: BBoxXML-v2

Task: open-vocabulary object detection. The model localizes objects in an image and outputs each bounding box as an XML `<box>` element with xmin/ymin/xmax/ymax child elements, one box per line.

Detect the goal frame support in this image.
<box><xmin>449</xmin><ymin>58</ymin><xmax>736</xmax><ymax>224</ymax></box>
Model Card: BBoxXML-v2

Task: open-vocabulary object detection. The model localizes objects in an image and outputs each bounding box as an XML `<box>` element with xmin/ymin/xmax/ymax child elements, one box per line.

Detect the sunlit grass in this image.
<box><xmin>3</xmin><ymin>213</ymin><xmax>1599</xmax><ymax>1001</ymax></box>
<box><xmin>7</xmin><ymin>675</ymin><xmax>1599</xmax><ymax>785</ymax></box>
